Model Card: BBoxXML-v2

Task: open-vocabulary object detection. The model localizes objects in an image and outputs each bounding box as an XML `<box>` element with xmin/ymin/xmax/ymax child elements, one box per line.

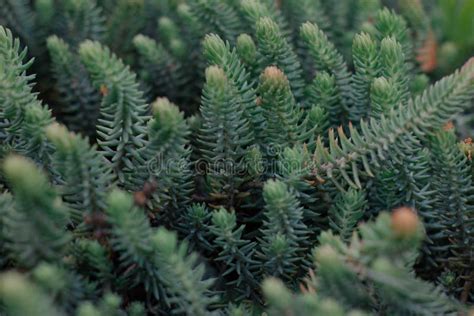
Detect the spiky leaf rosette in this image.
<box><xmin>202</xmin><ymin>34</ymin><xmax>264</xmax><ymax>144</ymax></box>
<box><xmin>15</xmin><ymin>103</ymin><xmax>54</xmax><ymax>167</ymax></box>
<box><xmin>145</xmin><ymin>98</ymin><xmax>193</xmax><ymax>224</ymax></box>
<box><xmin>329</xmin><ymin>188</ymin><xmax>367</xmax><ymax>242</ymax></box>
<box><xmin>210</xmin><ymin>208</ymin><xmax>259</xmax><ymax>300</ymax></box>
<box><xmin>378</xmin><ymin>36</ymin><xmax>410</xmax><ymax>106</ymax></box>
<box><xmin>301</xmin><ymin>22</ymin><xmax>352</xmax><ymax>118</ymax></box>
<box><xmin>373</xmin><ymin>8</ymin><xmax>414</xmax><ymax>71</ymax></box>
<box><xmin>305</xmin><ymin>105</ymin><xmax>330</xmax><ymax>151</ymax></box>
<box><xmin>45</xmin><ymin>123</ymin><xmax>113</xmax><ymax>225</ymax></box>
<box><xmin>369</xmin><ymin>76</ymin><xmax>399</xmax><ymax>119</ymax></box>
<box><xmin>108</xmin><ymin>191</ymin><xmax>216</xmax><ymax>312</ymax></box>
<box><xmin>280</xmin><ymin>0</ymin><xmax>334</xmax><ymax>79</ymax></box>
<box><xmin>0</xmin><ymin>26</ymin><xmax>53</xmax><ymax>165</ymax></box>
<box><xmin>239</xmin><ymin>0</ymin><xmax>291</xmax><ymax>39</ymax></box>
<box><xmin>105</xmin><ymin>189</ymin><xmax>165</xmax><ymax>301</ymax></box>
<box><xmin>152</xmin><ymin>228</ymin><xmax>216</xmax><ymax>315</ymax></box>
<box><xmin>236</xmin><ymin>33</ymin><xmax>258</xmax><ymax>78</ymax></box>
<box><xmin>351</xmin><ymin>32</ymin><xmax>380</xmax><ymax>120</ymax></box>
<box><xmin>257</xmin><ymin>66</ymin><xmax>306</xmax><ymax>160</ymax></box>
<box><xmin>428</xmin><ymin>129</ymin><xmax>474</xmax><ymax>294</ymax></box>
<box><xmin>368</xmin><ymin>134</ymin><xmax>435</xmax><ymax>225</ymax></box>
<box><xmin>2</xmin><ymin>155</ymin><xmax>70</xmax><ymax>268</ymax></box>
<box><xmin>258</xmin><ymin>179</ymin><xmax>309</xmax><ymax>283</ymax></box>
<box><xmin>147</xmin><ymin>98</ymin><xmax>190</xmax><ymax>162</ymax></box>
<box><xmin>276</xmin><ymin>146</ymin><xmax>324</xmax><ymax>230</ymax></box>
<box><xmin>79</xmin><ymin>40</ymin><xmax>150</xmax><ymax>187</ymax></box>
<box><xmin>265</xmin><ymin>227</ymin><xmax>424</xmax><ymax>316</ymax></box>
<box><xmin>177</xmin><ymin>203</ymin><xmax>214</xmax><ymax>252</ymax></box>
<box><xmin>197</xmin><ymin>66</ymin><xmax>253</xmax><ymax>201</ymax></box>
<box><xmin>255</xmin><ymin>17</ymin><xmax>305</xmax><ymax>100</ymax></box>
<box><xmin>312</xmin><ymin>58</ymin><xmax>474</xmax><ymax>189</ymax></box>
<box><xmin>312</xmin><ymin>211</ymin><xmax>459</xmax><ymax>315</ymax></box>
<box><xmin>306</xmin><ymin>71</ymin><xmax>343</xmax><ymax>127</ymax></box>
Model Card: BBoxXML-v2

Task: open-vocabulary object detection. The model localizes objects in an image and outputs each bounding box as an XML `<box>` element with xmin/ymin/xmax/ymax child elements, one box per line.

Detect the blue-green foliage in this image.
<box><xmin>78</xmin><ymin>40</ymin><xmax>150</xmax><ymax>186</ymax></box>
<box><xmin>0</xmin><ymin>1</ymin><xmax>473</xmax><ymax>314</ymax></box>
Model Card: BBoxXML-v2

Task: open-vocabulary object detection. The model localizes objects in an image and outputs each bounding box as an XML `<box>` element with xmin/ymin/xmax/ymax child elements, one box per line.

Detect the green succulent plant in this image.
<box><xmin>0</xmin><ymin>0</ymin><xmax>473</xmax><ymax>315</ymax></box>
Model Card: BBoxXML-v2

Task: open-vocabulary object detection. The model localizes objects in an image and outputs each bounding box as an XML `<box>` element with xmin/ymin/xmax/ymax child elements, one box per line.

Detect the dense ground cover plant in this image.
<box><xmin>0</xmin><ymin>0</ymin><xmax>473</xmax><ymax>315</ymax></box>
